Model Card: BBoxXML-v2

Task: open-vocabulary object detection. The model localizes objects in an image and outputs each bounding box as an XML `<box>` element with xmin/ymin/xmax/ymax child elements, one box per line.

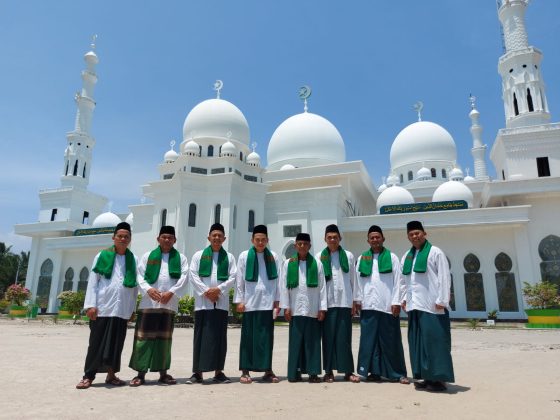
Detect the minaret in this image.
<box><xmin>468</xmin><ymin>95</ymin><xmax>489</xmax><ymax>181</ymax></box>
<box><xmin>61</xmin><ymin>36</ymin><xmax>99</xmax><ymax>188</ymax></box>
<box><xmin>497</xmin><ymin>0</ymin><xmax>550</xmax><ymax>128</ymax></box>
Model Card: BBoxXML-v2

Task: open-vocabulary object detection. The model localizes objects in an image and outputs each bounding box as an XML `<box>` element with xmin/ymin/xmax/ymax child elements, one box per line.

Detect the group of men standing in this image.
<box><xmin>75</xmin><ymin>219</ymin><xmax>454</xmax><ymax>393</ymax></box>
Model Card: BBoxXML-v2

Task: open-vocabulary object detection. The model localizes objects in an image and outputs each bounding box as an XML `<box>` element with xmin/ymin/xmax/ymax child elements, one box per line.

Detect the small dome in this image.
<box><xmin>125</xmin><ymin>213</ymin><xmax>134</xmax><ymax>225</ymax></box>
<box><xmin>280</xmin><ymin>164</ymin><xmax>296</xmax><ymax>170</ymax></box>
<box><xmin>417</xmin><ymin>166</ymin><xmax>431</xmax><ymax>181</ymax></box>
<box><xmin>386</xmin><ymin>173</ymin><xmax>399</xmax><ymax>186</ymax></box>
<box><xmin>376</xmin><ymin>185</ymin><xmax>415</xmax><ymax>213</ymax></box>
<box><xmin>184</xmin><ymin>140</ymin><xmax>200</xmax><ymax>156</ymax></box>
<box><xmin>267</xmin><ymin>112</ymin><xmax>345</xmax><ymax>170</ymax></box>
<box><xmin>377</xmin><ymin>183</ymin><xmax>387</xmax><ymax>193</ymax></box>
<box><xmin>220</xmin><ymin>140</ymin><xmax>236</xmax><ymax>156</ymax></box>
<box><xmin>449</xmin><ymin>167</ymin><xmax>464</xmax><ymax>181</ymax></box>
<box><xmin>92</xmin><ymin>212</ymin><xmax>121</xmax><ymax>228</ymax></box>
<box><xmin>469</xmin><ymin>108</ymin><xmax>480</xmax><ymax>118</ymax></box>
<box><xmin>246</xmin><ymin>151</ymin><xmax>261</xmax><ymax>166</ymax></box>
<box><xmin>432</xmin><ymin>181</ymin><xmax>473</xmax><ymax>207</ymax></box>
<box><xmin>164</xmin><ymin>148</ymin><xmax>178</xmax><ymax>163</ymax></box>
<box><xmin>390</xmin><ymin>121</ymin><xmax>457</xmax><ymax>171</ymax></box>
<box><xmin>464</xmin><ymin>175</ymin><xmax>476</xmax><ymax>182</ymax></box>
<box><xmin>183</xmin><ymin>98</ymin><xmax>250</xmax><ymax>145</ymax></box>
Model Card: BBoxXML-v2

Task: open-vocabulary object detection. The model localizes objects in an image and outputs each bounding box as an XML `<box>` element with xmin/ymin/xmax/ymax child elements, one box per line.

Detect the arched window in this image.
<box><xmin>513</xmin><ymin>92</ymin><xmax>519</xmax><ymax>116</ymax></box>
<box><xmin>399</xmin><ymin>174</ymin><xmax>403</xmax><ymax>184</ymax></box>
<box><xmin>407</xmin><ymin>171</ymin><xmax>413</xmax><ymax>181</ymax></box>
<box><xmin>233</xmin><ymin>205</ymin><xmax>237</xmax><ymax>229</ymax></box>
<box><xmin>284</xmin><ymin>242</ymin><xmax>296</xmax><ymax>259</ymax></box>
<box><xmin>82</xmin><ymin>163</ymin><xmax>87</xmax><ymax>178</ymax></box>
<box><xmin>63</xmin><ymin>268</ymin><xmax>74</xmax><ymax>291</ymax></box>
<box><xmin>208</xmin><ymin>145</ymin><xmax>214</xmax><ymax>157</ymax></box>
<box><xmin>78</xmin><ymin>267</ymin><xmax>89</xmax><ymax>292</ymax></box>
<box><xmin>527</xmin><ymin>88</ymin><xmax>534</xmax><ymax>112</ymax></box>
<box><xmin>430</xmin><ymin>168</ymin><xmax>436</xmax><ymax>178</ymax></box>
<box><xmin>188</xmin><ymin>203</ymin><xmax>197</xmax><ymax>227</ymax></box>
<box><xmin>463</xmin><ymin>253</ymin><xmax>486</xmax><ymax>312</ymax></box>
<box><xmin>248</xmin><ymin>210</ymin><xmax>255</xmax><ymax>232</ymax></box>
<box><xmin>240</xmin><ymin>152</ymin><xmax>243</xmax><ymax>162</ymax></box>
<box><xmin>442</xmin><ymin>168</ymin><xmax>447</xmax><ymax>178</ymax></box>
<box><xmin>73</xmin><ymin>160</ymin><xmax>78</xmax><ymax>176</ymax></box>
<box><xmin>37</xmin><ymin>259</ymin><xmax>53</xmax><ymax>305</ymax></box>
<box><xmin>495</xmin><ymin>252</ymin><xmax>519</xmax><ymax>312</ymax></box>
<box><xmin>214</xmin><ymin>204</ymin><xmax>221</xmax><ymax>224</ymax></box>
<box><xmin>161</xmin><ymin>209</ymin><xmax>167</xmax><ymax>228</ymax></box>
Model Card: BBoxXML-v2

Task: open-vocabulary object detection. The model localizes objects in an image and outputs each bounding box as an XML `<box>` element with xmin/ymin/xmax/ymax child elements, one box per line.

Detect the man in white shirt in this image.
<box><xmin>317</xmin><ymin>224</ymin><xmax>359</xmax><ymax>383</ymax></box>
<box><xmin>280</xmin><ymin>233</ymin><xmax>327</xmax><ymax>383</ymax></box>
<box><xmin>234</xmin><ymin>224</ymin><xmax>281</xmax><ymax>384</ymax></box>
<box><xmin>401</xmin><ymin>220</ymin><xmax>454</xmax><ymax>392</ymax></box>
<box><xmin>187</xmin><ymin>223</ymin><xmax>236</xmax><ymax>384</ymax></box>
<box><xmin>355</xmin><ymin>225</ymin><xmax>408</xmax><ymax>384</ymax></box>
<box><xmin>76</xmin><ymin>222</ymin><xmax>138</xmax><ymax>389</ymax></box>
<box><xmin>128</xmin><ymin>225</ymin><xmax>189</xmax><ymax>386</ymax></box>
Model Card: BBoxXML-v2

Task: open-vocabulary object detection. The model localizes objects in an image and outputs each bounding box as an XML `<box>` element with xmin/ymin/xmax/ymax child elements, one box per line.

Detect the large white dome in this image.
<box><xmin>432</xmin><ymin>181</ymin><xmax>473</xmax><ymax>207</ymax></box>
<box><xmin>267</xmin><ymin>112</ymin><xmax>345</xmax><ymax>170</ymax></box>
<box><xmin>376</xmin><ymin>185</ymin><xmax>415</xmax><ymax>213</ymax></box>
<box><xmin>92</xmin><ymin>212</ymin><xmax>122</xmax><ymax>228</ymax></box>
<box><xmin>390</xmin><ymin>121</ymin><xmax>456</xmax><ymax>170</ymax></box>
<box><xmin>183</xmin><ymin>99</ymin><xmax>250</xmax><ymax>145</ymax></box>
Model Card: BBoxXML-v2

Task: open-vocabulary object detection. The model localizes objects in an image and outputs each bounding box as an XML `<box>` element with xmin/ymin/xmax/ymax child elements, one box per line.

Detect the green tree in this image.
<box><xmin>0</xmin><ymin>243</ymin><xmax>30</xmax><ymax>297</ymax></box>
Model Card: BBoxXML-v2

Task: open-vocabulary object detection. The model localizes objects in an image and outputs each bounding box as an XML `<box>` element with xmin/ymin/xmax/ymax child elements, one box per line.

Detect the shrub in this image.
<box><xmin>178</xmin><ymin>295</ymin><xmax>195</xmax><ymax>316</ymax></box>
<box><xmin>522</xmin><ymin>281</ymin><xmax>560</xmax><ymax>309</ymax></box>
<box><xmin>5</xmin><ymin>284</ymin><xmax>31</xmax><ymax>306</ymax></box>
<box><xmin>57</xmin><ymin>290</ymin><xmax>86</xmax><ymax>314</ymax></box>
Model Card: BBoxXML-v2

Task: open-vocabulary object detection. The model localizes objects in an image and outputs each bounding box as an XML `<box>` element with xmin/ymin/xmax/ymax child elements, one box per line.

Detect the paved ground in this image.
<box><xmin>1</xmin><ymin>317</ymin><xmax>559</xmax><ymax>419</ymax></box>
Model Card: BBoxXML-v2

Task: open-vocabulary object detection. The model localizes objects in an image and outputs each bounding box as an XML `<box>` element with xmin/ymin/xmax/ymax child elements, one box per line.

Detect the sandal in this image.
<box><xmin>129</xmin><ymin>376</ymin><xmax>145</xmax><ymax>387</ymax></box>
<box><xmin>105</xmin><ymin>376</ymin><xmax>126</xmax><ymax>386</ymax></box>
<box><xmin>76</xmin><ymin>378</ymin><xmax>93</xmax><ymax>389</ymax></box>
<box><xmin>344</xmin><ymin>373</ymin><xmax>360</xmax><ymax>383</ymax></box>
<box><xmin>158</xmin><ymin>374</ymin><xmax>177</xmax><ymax>385</ymax></box>
<box><xmin>323</xmin><ymin>373</ymin><xmax>335</xmax><ymax>383</ymax></box>
<box><xmin>261</xmin><ymin>372</ymin><xmax>279</xmax><ymax>383</ymax></box>
<box><xmin>240</xmin><ymin>374</ymin><xmax>253</xmax><ymax>384</ymax></box>
<box><xmin>399</xmin><ymin>376</ymin><xmax>410</xmax><ymax>385</ymax></box>
<box><xmin>309</xmin><ymin>375</ymin><xmax>321</xmax><ymax>383</ymax></box>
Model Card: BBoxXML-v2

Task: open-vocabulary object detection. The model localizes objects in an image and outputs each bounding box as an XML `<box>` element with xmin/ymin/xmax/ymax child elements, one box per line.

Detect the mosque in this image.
<box><xmin>15</xmin><ymin>0</ymin><xmax>560</xmax><ymax>319</ymax></box>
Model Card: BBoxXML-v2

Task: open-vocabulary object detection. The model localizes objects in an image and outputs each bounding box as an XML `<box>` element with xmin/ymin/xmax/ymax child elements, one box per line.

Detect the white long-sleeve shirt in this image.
<box><xmin>189</xmin><ymin>249</ymin><xmax>237</xmax><ymax>312</ymax></box>
<box><xmin>83</xmin><ymin>252</ymin><xmax>139</xmax><ymax>319</ymax></box>
<box><xmin>354</xmin><ymin>251</ymin><xmax>404</xmax><ymax>314</ymax></box>
<box><xmin>137</xmin><ymin>250</ymin><xmax>190</xmax><ymax>312</ymax></box>
<box><xmin>401</xmin><ymin>244</ymin><xmax>451</xmax><ymax>315</ymax></box>
<box><xmin>279</xmin><ymin>256</ymin><xmax>327</xmax><ymax>318</ymax></box>
<box><xmin>315</xmin><ymin>249</ymin><xmax>355</xmax><ymax>309</ymax></box>
<box><xmin>234</xmin><ymin>249</ymin><xmax>281</xmax><ymax>312</ymax></box>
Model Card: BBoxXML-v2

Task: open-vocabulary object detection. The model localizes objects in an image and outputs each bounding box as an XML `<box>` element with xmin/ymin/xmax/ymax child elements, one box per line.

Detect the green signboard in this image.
<box><xmin>73</xmin><ymin>227</ymin><xmax>114</xmax><ymax>236</ymax></box>
<box><xmin>380</xmin><ymin>200</ymin><xmax>468</xmax><ymax>215</ymax></box>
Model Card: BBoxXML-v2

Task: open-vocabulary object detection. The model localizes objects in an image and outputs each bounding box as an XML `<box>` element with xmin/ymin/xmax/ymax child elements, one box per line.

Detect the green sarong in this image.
<box><xmin>239</xmin><ymin>310</ymin><xmax>274</xmax><ymax>372</ymax></box>
<box><xmin>357</xmin><ymin>310</ymin><xmax>406</xmax><ymax>380</ymax></box>
<box><xmin>321</xmin><ymin>307</ymin><xmax>354</xmax><ymax>373</ymax></box>
<box><xmin>192</xmin><ymin>309</ymin><xmax>228</xmax><ymax>373</ymax></box>
<box><xmin>407</xmin><ymin>309</ymin><xmax>454</xmax><ymax>382</ymax></box>
<box><xmin>287</xmin><ymin>316</ymin><xmax>322</xmax><ymax>381</ymax></box>
<box><xmin>129</xmin><ymin>309</ymin><xmax>175</xmax><ymax>372</ymax></box>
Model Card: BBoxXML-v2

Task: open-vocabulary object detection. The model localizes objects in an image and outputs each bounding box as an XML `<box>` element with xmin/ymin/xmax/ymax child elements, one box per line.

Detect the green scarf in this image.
<box><xmin>286</xmin><ymin>253</ymin><xmax>319</xmax><ymax>289</ymax></box>
<box><xmin>402</xmin><ymin>240</ymin><xmax>432</xmax><ymax>275</ymax></box>
<box><xmin>93</xmin><ymin>246</ymin><xmax>137</xmax><ymax>288</ymax></box>
<box><xmin>199</xmin><ymin>246</ymin><xmax>229</xmax><ymax>281</ymax></box>
<box><xmin>144</xmin><ymin>246</ymin><xmax>181</xmax><ymax>285</ymax></box>
<box><xmin>358</xmin><ymin>247</ymin><xmax>393</xmax><ymax>277</ymax></box>
<box><xmin>319</xmin><ymin>246</ymin><xmax>349</xmax><ymax>281</ymax></box>
<box><xmin>245</xmin><ymin>246</ymin><xmax>278</xmax><ymax>282</ymax></box>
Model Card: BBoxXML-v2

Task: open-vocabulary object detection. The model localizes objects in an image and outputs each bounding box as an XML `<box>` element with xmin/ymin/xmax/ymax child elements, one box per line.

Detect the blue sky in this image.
<box><xmin>1</xmin><ymin>1</ymin><xmax>560</xmax><ymax>252</ymax></box>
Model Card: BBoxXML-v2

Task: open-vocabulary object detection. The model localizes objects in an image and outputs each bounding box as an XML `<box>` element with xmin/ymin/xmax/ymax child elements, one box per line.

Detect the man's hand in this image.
<box><xmin>236</xmin><ymin>303</ymin><xmax>245</xmax><ymax>313</ymax></box>
<box><xmin>86</xmin><ymin>307</ymin><xmax>98</xmax><ymax>320</ymax></box>
<box><xmin>160</xmin><ymin>291</ymin><xmax>174</xmax><ymax>305</ymax></box>
<box><xmin>401</xmin><ymin>301</ymin><xmax>407</xmax><ymax>312</ymax></box>
<box><xmin>353</xmin><ymin>302</ymin><xmax>361</xmax><ymax>317</ymax></box>
<box><xmin>204</xmin><ymin>287</ymin><xmax>221</xmax><ymax>303</ymax></box>
<box><xmin>147</xmin><ymin>288</ymin><xmax>162</xmax><ymax>302</ymax></box>
<box><xmin>318</xmin><ymin>310</ymin><xmax>326</xmax><ymax>322</ymax></box>
<box><xmin>391</xmin><ymin>305</ymin><xmax>401</xmax><ymax>317</ymax></box>
<box><xmin>284</xmin><ymin>308</ymin><xmax>292</xmax><ymax>322</ymax></box>
<box><xmin>435</xmin><ymin>303</ymin><xmax>445</xmax><ymax>310</ymax></box>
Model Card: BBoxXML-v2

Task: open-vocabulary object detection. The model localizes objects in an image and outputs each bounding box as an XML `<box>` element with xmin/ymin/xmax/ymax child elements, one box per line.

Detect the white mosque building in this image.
<box><xmin>15</xmin><ymin>0</ymin><xmax>560</xmax><ymax>320</ymax></box>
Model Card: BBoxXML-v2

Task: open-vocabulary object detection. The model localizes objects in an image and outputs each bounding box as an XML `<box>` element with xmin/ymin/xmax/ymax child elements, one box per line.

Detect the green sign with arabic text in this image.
<box><xmin>380</xmin><ymin>200</ymin><xmax>468</xmax><ymax>215</ymax></box>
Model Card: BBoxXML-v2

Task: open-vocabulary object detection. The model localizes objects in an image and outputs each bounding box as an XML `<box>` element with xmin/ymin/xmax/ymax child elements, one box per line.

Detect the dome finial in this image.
<box><xmin>214</xmin><ymin>80</ymin><xmax>223</xmax><ymax>99</ymax></box>
<box><xmin>298</xmin><ymin>85</ymin><xmax>312</xmax><ymax>113</ymax></box>
<box><xmin>413</xmin><ymin>101</ymin><xmax>424</xmax><ymax>122</ymax></box>
<box><xmin>91</xmin><ymin>34</ymin><xmax>98</xmax><ymax>50</ymax></box>
<box><xmin>469</xmin><ymin>93</ymin><xmax>476</xmax><ymax>110</ymax></box>
<box><xmin>107</xmin><ymin>200</ymin><xmax>113</xmax><ymax>212</ymax></box>
<box><xmin>252</xmin><ymin>142</ymin><xmax>257</xmax><ymax>152</ymax></box>
<box><xmin>170</xmin><ymin>139</ymin><xmax>176</xmax><ymax>150</ymax></box>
